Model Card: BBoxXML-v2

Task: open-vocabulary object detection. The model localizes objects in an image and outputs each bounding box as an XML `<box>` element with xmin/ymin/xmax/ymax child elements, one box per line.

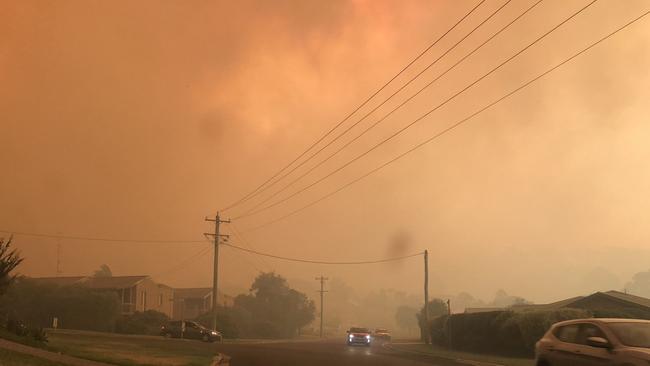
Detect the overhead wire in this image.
<box><xmin>240</xmin><ymin>2</ymin><xmax>650</xmax><ymax>233</ymax></box>
<box><xmin>221</xmin><ymin>242</ymin><xmax>424</xmax><ymax>265</ymax></box>
<box><xmin>237</xmin><ymin>0</ymin><xmax>538</xmax><ymax>217</ymax></box>
<box><xmin>228</xmin><ymin>0</ymin><xmax>512</xmax><ymax>217</ymax></box>
<box><xmin>229</xmin><ymin>223</ymin><xmax>273</xmax><ymax>270</ymax></box>
<box><xmin>0</xmin><ymin>230</ymin><xmax>204</xmax><ymax>244</ymax></box>
<box><xmin>235</xmin><ymin>0</ymin><xmax>596</xmax><ymax>220</ymax></box>
<box><xmin>150</xmin><ymin>243</ymin><xmax>213</xmax><ymax>279</ymax></box>
<box><xmin>218</xmin><ymin>0</ymin><xmax>487</xmax><ymax>213</ymax></box>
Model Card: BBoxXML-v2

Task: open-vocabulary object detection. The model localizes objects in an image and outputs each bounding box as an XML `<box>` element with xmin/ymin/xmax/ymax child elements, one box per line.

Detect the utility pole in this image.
<box><xmin>315</xmin><ymin>275</ymin><xmax>328</xmax><ymax>338</ymax></box>
<box><xmin>424</xmin><ymin>249</ymin><xmax>430</xmax><ymax>344</ymax></box>
<box><xmin>204</xmin><ymin>213</ymin><xmax>230</xmax><ymax>331</ymax></box>
<box><xmin>447</xmin><ymin>298</ymin><xmax>452</xmax><ymax>349</ymax></box>
<box><xmin>55</xmin><ymin>232</ymin><xmax>63</xmax><ymax>276</ymax></box>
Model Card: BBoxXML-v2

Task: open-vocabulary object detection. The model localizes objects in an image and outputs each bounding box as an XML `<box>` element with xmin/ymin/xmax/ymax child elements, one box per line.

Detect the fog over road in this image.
<box><xmin>214</xmin><ymin>339</ymin><xmax>463</xmax><ymax>366</ymax></box>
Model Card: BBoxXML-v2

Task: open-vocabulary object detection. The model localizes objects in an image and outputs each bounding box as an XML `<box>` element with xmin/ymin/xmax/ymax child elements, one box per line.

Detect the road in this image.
<box><xmin>213</xmin><ymin>339</ymin><xmax>466</xmax><ymax>366</ymax></box>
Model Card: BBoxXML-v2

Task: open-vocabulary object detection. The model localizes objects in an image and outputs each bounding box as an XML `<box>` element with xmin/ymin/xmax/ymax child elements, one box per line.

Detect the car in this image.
<box><xmin>160</xmin><ymin>320</ymin><xmax>222</xmax><ymax>342</ymax></box>
<box><xmin>347</xmin><ymin>327</ymin><xmax>372</xmax><ymax>346</ymax></box>
<box><xmin>373</xmin><ymin>328</ymin><xmax>391</xmax><ymax>341</ymax></box>
<box><xmin>535</xmin><ymin>318</ymin><xmax>650</xmax><ymax>366</ymax></box>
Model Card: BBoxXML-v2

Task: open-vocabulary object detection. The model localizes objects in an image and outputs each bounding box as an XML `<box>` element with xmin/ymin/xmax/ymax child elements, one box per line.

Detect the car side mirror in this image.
<box><xmin>587</xmin><ymin>336</ymin><xmax>611</xmax><ymax>348</ymax></box>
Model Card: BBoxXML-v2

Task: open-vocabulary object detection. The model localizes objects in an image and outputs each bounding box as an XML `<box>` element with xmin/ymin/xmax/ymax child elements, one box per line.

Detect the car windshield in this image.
<box><xmin>350</xmin><ymin>328</ymin><xmax>369</xmax><ymax>333</ymax></box>
<box><xmin>608</xmin><ymin>323</ymin><xmax>650</xmax><ymax>348</ymax></box>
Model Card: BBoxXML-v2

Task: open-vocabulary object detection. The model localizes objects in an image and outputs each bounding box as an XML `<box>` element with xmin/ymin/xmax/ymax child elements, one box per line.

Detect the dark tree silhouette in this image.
<box><xmin>93</xmin><ymin>264</ymin><xmax>113</xmax><ymax>278</ymax></box>
<box><xmin>0</xmin><ymin>235</ymin><xmax>23</xmax><ymax>296</ymax></box>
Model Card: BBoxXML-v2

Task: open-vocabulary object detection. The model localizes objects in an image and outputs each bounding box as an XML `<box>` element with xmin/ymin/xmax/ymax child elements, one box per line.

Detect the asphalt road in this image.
<box><xmin>213</xmin><ymin>339</ymin><xmax>465</xmax><ymax>366</ymax></box>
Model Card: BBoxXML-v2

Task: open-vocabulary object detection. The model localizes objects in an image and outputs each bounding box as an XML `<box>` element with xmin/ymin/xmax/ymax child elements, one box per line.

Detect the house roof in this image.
<box><xmin>30</xmin><ymin>275</ymin><xmax>149</xmax><ymax>289</ymax></box>
<box><xmin>173</xmin><ymin>287</ymin><xmax>212</xmax><ymax>300</ymax></box>
<box><xmin>28</xmin><ymin>276</ymin><xmax>86</xmax><ymax>287</ymax></box>
<box><xmin>80</xmin><ymin>276</ymin><xmax>148</xmax><ymax>289</ymax></box>
<box><xmin>594</xmin><ymin>290</ymin><xmax>650</xmax><ymax>309</ymax></box>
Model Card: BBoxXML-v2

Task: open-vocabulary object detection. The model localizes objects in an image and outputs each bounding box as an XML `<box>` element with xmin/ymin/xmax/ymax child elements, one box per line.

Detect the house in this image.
<box><xmin>31</xmin><ymin>275</ymin><xmax>174</xmax><ymax>318</ymax></box>
<box><xmin>172</xmin><ymin>287</ymin><xmax>234</xmax><ymax>320</ymax></box>
<box><xmin>511</xmin><ymin>291</ymin><xmax>650</xmax><ymax>318</ymax></box>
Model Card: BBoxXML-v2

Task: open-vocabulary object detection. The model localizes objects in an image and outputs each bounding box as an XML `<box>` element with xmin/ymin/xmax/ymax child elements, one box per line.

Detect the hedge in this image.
<box><xmin>429</xmin><ymin>308</ymin><xmax>592</xmax><ymax>356</ymax></box>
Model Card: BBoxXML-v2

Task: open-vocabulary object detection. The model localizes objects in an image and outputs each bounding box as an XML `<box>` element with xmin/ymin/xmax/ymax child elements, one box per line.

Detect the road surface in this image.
<box><xmin>214</xmin><ymin>339</ymin><xmax>466</xmax><ymax>366</ymax></box>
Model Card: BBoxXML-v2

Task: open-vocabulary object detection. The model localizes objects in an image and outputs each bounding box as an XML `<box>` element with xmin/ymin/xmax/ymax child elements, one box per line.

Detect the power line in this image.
<box><xmin>218</xmin><ymin>0</ymin><xmax>487</xmax><ymax>213</ymax></box>
<box><xmin>236</xmin><ymin>0</ymin><xmax>539</xmax><ymax>218</ymax></box>
<box><xmin>235</xmin><ymin>0</ymin><xmax>596</xmax><ymax>220</ymax></box>
<box><xmin>221</xmin><ymin>242</ymin><xmax>423</xmax><ymax>265</ymax></box>
<box><xmin>151</xmin><ymin>243</ymin><xmax>213</xmax><ymax>279</ymax></box>
<box><xmin>0</xmin><ymin>230</ymin><xmax>204</xmax><ymax>244</ymax></box>
<box><xmin>240</xmin><ymin>3</ymin><xmax>649</xmax><ymax>233</ymax></box>
<box><xmin>235</xmin><ymin>0</ymin><xmax>517</xmax><ymax>217</ymax></box>
<box><xmin>229</xmin><ymin>1</ymin><xmax>511</xmax><ymax>217</ymax></box>
<box><xmin>230</xmin><ymin>223</ymin><xmax>273</xmax><ymax>269</ymax></box>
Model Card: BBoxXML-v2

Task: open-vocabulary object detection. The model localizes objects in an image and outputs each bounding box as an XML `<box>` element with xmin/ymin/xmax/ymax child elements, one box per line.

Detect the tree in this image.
<box><xmin>0</xmin><ymin>235</ymin><xmax>23</xmax><ymax>296</ymax></box>
<box><xmin>626</xmin><ymin>270</ymin><xmax>650</xmax><ymax>298</ymax></box>
<box><xmin>490</xmin><ymin>289</ymin><xmax>531</xmax><ymax>307</ymax></box>
<box><xmin>417</xmin><ymin>298</ymin><xmax>448</xmax><ymax>342</ymax></box>
<box><xmin>93</xmin><ymin>264</ymin><xmax>112</xmax><ymax>278</ymax></box>
<box><xmin>234</xmin><ymin>272</ymin><xmax>315</xmax><ymax>338</ymax></box>
<box><xmin>395</xmin><ymin>305</ymin><xmax>418</xmax><ymax>334</ymax></box>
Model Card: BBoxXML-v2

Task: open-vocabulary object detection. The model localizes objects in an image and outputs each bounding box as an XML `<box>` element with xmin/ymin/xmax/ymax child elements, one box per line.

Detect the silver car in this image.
<box><xmin>536</xmin><ymin>318</ymin><xmax>650</xmax><ymax>366</ymax></box>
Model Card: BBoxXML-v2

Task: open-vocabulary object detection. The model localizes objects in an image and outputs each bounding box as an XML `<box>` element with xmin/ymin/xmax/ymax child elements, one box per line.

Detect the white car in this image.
<box><xmin>535</xmin><ymin>318</ymin><xmax>650</xmax><ymax>366</ymax></box>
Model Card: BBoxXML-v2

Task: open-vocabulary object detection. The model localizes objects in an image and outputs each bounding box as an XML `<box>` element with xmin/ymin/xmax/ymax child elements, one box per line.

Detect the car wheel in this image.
<box><xmin>202</xmin><ymin>334</ymin><xmax>209</xmax><ymax>342</ymax></box>
<box><xmin>536</xmin><ymin>360</ymin><xmax>550</xmax><ymax>366</ymax></box>
<box><xmin>163</xmin><ymin>333</ymin><xmax>172</xmax><ymax>338</ymax></box>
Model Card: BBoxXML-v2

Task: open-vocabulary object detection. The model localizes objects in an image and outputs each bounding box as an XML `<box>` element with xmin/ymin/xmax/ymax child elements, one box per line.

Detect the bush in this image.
<box><xmin>0</xmin><ymin>278</ymin><xmax>120</xmax><ymax>332</ymax></box>
<box><xmin>430</xmin><ymin>308</ymin><xmax>592</xmax><ymax>356</ymax></box>
<box><xmin>591</xmin><ymin>307</ymin><xmax>650</xmax><ymax>320</ymax></box>
<box><xmin>510</xmin><ymin>308</ymin><xmax>592</xmax><ymax>352</ymax></box>
<box><xmin>194</xmin><ymin>306</ymin><xmax>247</xmax><ymax>339</ymax></box>
<box><xmin>115</xmin><ymin>310</ymin><xmax>169</xmax><ymax>335</ymax></box>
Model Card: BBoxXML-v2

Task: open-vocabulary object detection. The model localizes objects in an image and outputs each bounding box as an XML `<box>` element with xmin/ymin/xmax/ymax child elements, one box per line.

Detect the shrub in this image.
<box><xmin>0</xmin><ymin>278</ymin><xmax>120</xmax><ymax>332</ymax></box>
<box><xmin>430</xmin><ymin>308</ymin><xmax>592</xmax><ymax>356</ymax></box>
<box><xmin>591</xmin><ymin>308</ymin><xmax>650</xmax><ymax>320</ymax></box>
<box><xmin>115</xmin><ymin>310</ymin><xmax>169</xmax><ymax>335</ymax></box>
<box><xmin>511</xmin><ymin>308</ymin><xmax>592</xmax><ymax>352</ymax></box>
<box><xmin>194</xmin><ymin>306</ymin><xmax>242</xmax><ymax>339</ymax></box>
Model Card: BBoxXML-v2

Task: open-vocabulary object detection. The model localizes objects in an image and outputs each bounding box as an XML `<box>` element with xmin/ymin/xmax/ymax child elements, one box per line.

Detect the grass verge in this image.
<box><xmin>390</xmin><ymin>343</ymin><xmax>534</xmax><ymax>366</ymax></box>
<box><xmin>46</xmin><ymin>329</ymin><xmax>218</xmax><ymax>366</ymax></box>
<box><xmin>0</xmin><ymin>348</ymin><xmax>68</xmax><ymax>366</ymax></box>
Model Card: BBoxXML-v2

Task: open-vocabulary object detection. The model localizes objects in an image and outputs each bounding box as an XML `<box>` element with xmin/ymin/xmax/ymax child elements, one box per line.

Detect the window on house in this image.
<box><xmin>159</xmin><ymin>294</ymin><xmax>163</xmax><ymax>306</ymax></box>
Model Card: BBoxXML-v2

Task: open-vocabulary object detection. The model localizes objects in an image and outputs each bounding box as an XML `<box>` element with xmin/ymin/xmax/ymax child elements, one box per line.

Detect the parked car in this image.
<box><xmin>160</xmin><ymin>320</ymin><xmax>222</xmax><ymax>342</ymax></box>
<box><xmin>347</xmin><ymin>327</ymin><xmax>371</xmax><ymax>346</ymax></box>
<box><xmin>373</xmin><ymin>328</ymin><xmax>391</xmax><ymax>341</ymax></box>
<box><xmin>536</xmin><ymin>318</ymin><xmax>650</xmax><ymax>366</ymax></box>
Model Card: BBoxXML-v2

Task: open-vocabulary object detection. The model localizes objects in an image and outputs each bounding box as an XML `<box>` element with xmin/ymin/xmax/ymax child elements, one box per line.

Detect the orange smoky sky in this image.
<box><xmin>1</xmin><ymin>0</ymin><xmax>650</xmax><ymax>304</ymax></box>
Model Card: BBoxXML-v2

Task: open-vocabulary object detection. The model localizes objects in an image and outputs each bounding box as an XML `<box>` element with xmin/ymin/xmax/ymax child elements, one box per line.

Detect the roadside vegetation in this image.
<box><xmin>46</xmin><ymin>329</ymin><xmax>217</xmax><ymax>366</ymax></box>
<box><xmin>197</xmin><ymin>272</ymin><xmax>316</xmax><ymax>339</ymax></box>
<box><xmin>0</xmin><ymin>348</ymin><xmax>68</xmax><ymax>366</ymax></box>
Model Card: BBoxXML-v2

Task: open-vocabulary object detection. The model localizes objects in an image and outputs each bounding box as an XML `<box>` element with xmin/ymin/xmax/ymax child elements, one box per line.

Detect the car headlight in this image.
<box><xmin>211</xmin><ymin>331</ymin><xmax>217</xmax><ymax>335</ymax></box>
<box><xmin>366</xmin><ymin>335</ymin><xmax>370</xmax><ymax>339</ymax></box>
<box><xmin>348</xmin><ymin>334</ymin><xmax>353</xmax><ymax>338</ymax></box>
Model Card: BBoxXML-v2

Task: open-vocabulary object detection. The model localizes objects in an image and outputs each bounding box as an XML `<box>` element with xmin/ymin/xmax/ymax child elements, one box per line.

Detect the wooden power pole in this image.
<box><xmin>315</xmin><ymin>275</ymin><xmax>328</xmax><ymax>338</ymax></box>
<box><xmin>204</xmin><ymin>213</ymin><xmax>230</xmax><ymax>331</ymax></box>
<box><xmin>424</xmin><ymin>249</ymin><xmax>430</xmax><ymax>344</ymax></box>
